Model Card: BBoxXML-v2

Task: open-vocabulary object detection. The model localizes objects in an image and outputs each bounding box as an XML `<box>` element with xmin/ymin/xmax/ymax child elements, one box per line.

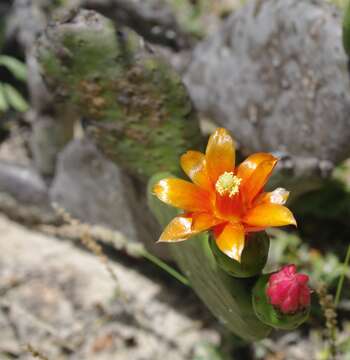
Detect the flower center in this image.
<box><xmin>215</xmin><ymin>172</ymin><xmax>242</xmax><ymax>198</ymax></box>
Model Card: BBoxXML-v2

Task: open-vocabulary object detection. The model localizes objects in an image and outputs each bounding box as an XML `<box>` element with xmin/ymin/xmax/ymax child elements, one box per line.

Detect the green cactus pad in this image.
<box><xmin>252</xmin><ymin>274</ymin><xmax>309</xmax><ymax>330</ymax></box>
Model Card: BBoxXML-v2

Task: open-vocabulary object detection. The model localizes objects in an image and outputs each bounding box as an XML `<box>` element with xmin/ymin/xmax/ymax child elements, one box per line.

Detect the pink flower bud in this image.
<box><xmin>266</xmin><ymin>264</ymin><xmax>311</xmax><ymax>314</ymax></box>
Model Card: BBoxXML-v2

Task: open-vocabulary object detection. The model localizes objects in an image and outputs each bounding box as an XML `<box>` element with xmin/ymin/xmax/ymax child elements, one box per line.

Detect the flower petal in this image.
<box><xmin>237</xmin><ymin>153</ymin><xmax>277</xmax><ymax>181</ymax></box>
<box><xmin>241</xmin><ymin>158</ymin><xmax>278</xmax><ymax>205</ymax></box>
<box><xmin>192</xmin><ymin>212</ymin><xmax>224</xmax><ymax>232</ymax></box>
<box><xmin>158</xmin><ymin>213</ymin><xmax>221</xmax><ymax>242</ymax></box>
<box><xmin>254</xmin><ymin>188</ymin><xmax>290</xmax><ymax>206</ymax></box>
<box><xmin>243</xmin><ymin>203</ymin><xmax>297</xmax><ymax>228</ymax></box>
<box><xmin>158</xmin><ymin>216</ymin><xmax>194</xmax><ymax>242</ymax></box>
<box><xmin>214</xmin><ymin>223</ymin><xmax>245</xmax><ymax>262</ymax></box>
<box><xmin>153</xmin><ymin>178</ymin><xmax>211</xmax><ymax>212</ymax></box>
<box><xmin>206</xmin><ymin>128</ymin><xmax>235</xmax><ymax>184</ymax></box>
<box><xmin>180</xmin><ymin>151</ymin><xmax>212</xmax><ymax>190</ymax></box>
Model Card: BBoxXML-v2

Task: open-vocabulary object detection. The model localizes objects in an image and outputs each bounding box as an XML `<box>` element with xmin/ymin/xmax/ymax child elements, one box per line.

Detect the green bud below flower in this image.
<box><xmin>209</xmin><ymin>231</ymin><xmax>270</xmax><ymax>278</ymax></box>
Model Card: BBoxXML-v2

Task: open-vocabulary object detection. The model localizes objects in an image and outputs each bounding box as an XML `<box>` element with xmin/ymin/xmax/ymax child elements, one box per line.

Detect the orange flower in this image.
<box><xmin>153</xmin><ymin>128</ymin><xmax>296</xmax><ymax>262</ymax></box>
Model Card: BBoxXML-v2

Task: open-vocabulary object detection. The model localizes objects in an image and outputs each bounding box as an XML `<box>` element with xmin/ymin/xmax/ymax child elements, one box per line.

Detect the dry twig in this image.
<box><xmin>26</xmin><ymin>344</ymin><xmax>49</xmax><ymax>360</ymax></box>
<box><xmin>316</xmin><ymin>283</ymin><xmax>338</xmax><ymax>359</ymax></box>
<box><xmin>51</xmin><ymin>204</ymin><xmax>128</xmax><ymax>301</ymax></box>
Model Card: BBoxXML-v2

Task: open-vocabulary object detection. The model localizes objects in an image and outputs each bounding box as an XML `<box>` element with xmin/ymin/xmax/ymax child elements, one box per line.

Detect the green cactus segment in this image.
<box><xmin>148</xmin><ymin>173</ymin><xmax>272</xmax><ymax>341</ymax></box>
<box><xmin>252</xmin><ymin>274</ymin><xmax>309</xmax><ymax>330</ymax></box>
<box><xmin>343</xmin><ymin>0</ymin><xmax>350</xmax><ymax>56</ymax></box>
<box><xmin>36</xmin><ymin>10</ymin><xmax>202</xmax><ymax>180</ymax></box>
<box><xmin>209</xmin><ymin>232</ymin><xmax>270</xmax><ymax>278</ymax></box>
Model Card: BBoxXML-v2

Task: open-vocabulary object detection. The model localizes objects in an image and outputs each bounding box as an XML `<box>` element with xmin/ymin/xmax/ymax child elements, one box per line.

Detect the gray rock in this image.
<box><xmin>185</xmin><ymin>0</ymin><xmax>350</xmax><ymax>181</ymax></box>
<box><xmin>0</xmin><ymin>133</ymin><xmax>58</xmax><ymax>224</ymax></box>
<box><xmin>0</xmin><ymin>214</ymin><xmax>219</xmax><ymax>360</ymax></box>
<box><xmin>0</xmin><ymin>161</ymin><xmax>49</xmax><ymax>205</ymax></box>
<box><xmin>8</xmin><ymin>0</ymin><xmax>75</xmax><ymax>177</ymax></box>
<box><xmin>30</xmin><ymin>112</ymin><xmax>75</xmax><ymax>177</ymax></box>
<box><xmin>0</xmin><ymin>163</ymin><xmax>56</xmax><ymax>224</ymax></box>
<box><xmin>50</xmin><ymin>138</ymin><xmax>166</xmax><ymax>257</ymax></box>
<box><xmin>81</xmin><ymin>0</ymin><xmax>193</xmax><ymax>50</ymax></box>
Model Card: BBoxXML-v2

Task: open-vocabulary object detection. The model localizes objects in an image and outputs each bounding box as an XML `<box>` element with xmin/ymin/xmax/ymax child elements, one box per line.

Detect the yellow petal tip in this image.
<box><xmin>152</xmin><ymin>181</ymin><xmax>162</xmax><ymax>196</ymax></box>
<box><xmin>221</xmin><ymin>243</ymin><xmax>243</xmax><ymax>262</ymax></box>
<box><xmin>223</xmin><ymin>249</ymin><xmax>241</xmax><ymax>262</ymax></box>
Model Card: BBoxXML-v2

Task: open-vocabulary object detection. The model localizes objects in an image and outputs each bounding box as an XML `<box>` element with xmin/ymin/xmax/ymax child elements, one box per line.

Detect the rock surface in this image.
<box><xmin>81</xmin><ymin>0</ymin><xmax>193</xmax><ymax>50</ymax></box>
<box><xmin>0</xmin><ymin>214</ymin><xmax>219</xmax><ymax>359</ymax></box>
<box><xmin>0</xmin><ymin>161</ymin><xmax>48</xmax><ymax>206</ymax></box>
<box><xmin>185</xmin><ymin>0</ymin><xmax>350</xmax><ymax>178</ymax></box>
<box><xmin>0</xmin><ymin>127</ymin><xmax>58</xmax><ymax>225</ymax></box>
<box><xmin>50</xmin><ymin>139</ymin><xmax>167</xmax><ymax>258</ymax></box>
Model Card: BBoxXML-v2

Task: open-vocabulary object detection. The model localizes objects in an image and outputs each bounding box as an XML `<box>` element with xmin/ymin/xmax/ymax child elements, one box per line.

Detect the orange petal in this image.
<box><xmin>158</xmin><ymin>216</ymin><xmax>194</xmax><ymax>242</ymax></box>
<box><xmin>192</xmin><ymin>212</ymin><xmax>224</xmax><ymax>232</ymax></box>
<box><xmin>236</xmin><ymin>152</ymin><xmax>277</xmax><ymax>181</ymax></box>
<box><xmin>242</xmin><ymin>158</ymin><xmax>278</xmax><ymax>205</ymax></box>
<box><xmin>206</xmin><ymin>128</ymin><xmax>235</xmax><ymax>184</ymax></box>
<box><xmin>158</xmin><ymin>213</ymin><xmax>221</xmax><ymax>242</ymax></box>
<box><xmin>180</xmin><ymin>151</ymin><xmax>212</xmax><ymax>190</ymax></box>
<box><xmin>153</xmin><ymin>178</ymin><xmax>211</xmax><ymax>212</ymax></box>
<box><xmin>254</xmin><ymin>188</ymin><xmax>290</xmax><ymax>206</ymax></box>
<box><xmin>215</xmin><ymin>223</ymin><xmax>245</xmax><ymax>262</ymax></box>
<box><xmin>214</xmin><ymin>193</ymin><xmax>242</xmax><ymax>221</ymax></box>
<box><xmin>243</xmin><ymin>203</ymin><xmax>296</xmax><ymax>228</ymax></box>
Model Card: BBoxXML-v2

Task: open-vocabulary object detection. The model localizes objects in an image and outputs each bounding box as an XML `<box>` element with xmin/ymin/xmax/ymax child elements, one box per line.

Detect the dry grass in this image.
<box><xmin>51</xmin><ymin>204</ymin><xmax>128</xmax><ymax>301</ymax></box>
<box><xmin>26</xmin><ymin>344</ymin><xmax>49</xmax><ymax>360</ymax></box>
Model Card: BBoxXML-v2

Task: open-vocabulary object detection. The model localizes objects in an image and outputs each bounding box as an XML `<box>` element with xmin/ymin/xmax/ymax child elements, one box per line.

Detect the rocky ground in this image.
<box><xmin>0</xmin><ymin>214</ymin><xmax>221</xmax><ymax>360</ymax></box>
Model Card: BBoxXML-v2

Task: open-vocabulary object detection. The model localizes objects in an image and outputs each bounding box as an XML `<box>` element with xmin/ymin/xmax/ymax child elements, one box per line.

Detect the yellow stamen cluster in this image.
<box><xmin>215</xmin><ymin>172</ymin><xmax>242</xmax><ymax>198</ymax></box>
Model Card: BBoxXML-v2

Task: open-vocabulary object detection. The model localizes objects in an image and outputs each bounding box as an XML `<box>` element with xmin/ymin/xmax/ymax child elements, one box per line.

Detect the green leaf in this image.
<box><xmin>3</xmin><ymin>84</ymin><xmax>29</xmax><ymax>112</ymax></box>
<box><xmin>0</xmin><ymin>83</ymin><xmax>9</xmax><ymax>113</ymax></box>
<box><xmin>0</xmin><ymin>55</ymin><xmax>27</xmax><ymax>81</ymax></box>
